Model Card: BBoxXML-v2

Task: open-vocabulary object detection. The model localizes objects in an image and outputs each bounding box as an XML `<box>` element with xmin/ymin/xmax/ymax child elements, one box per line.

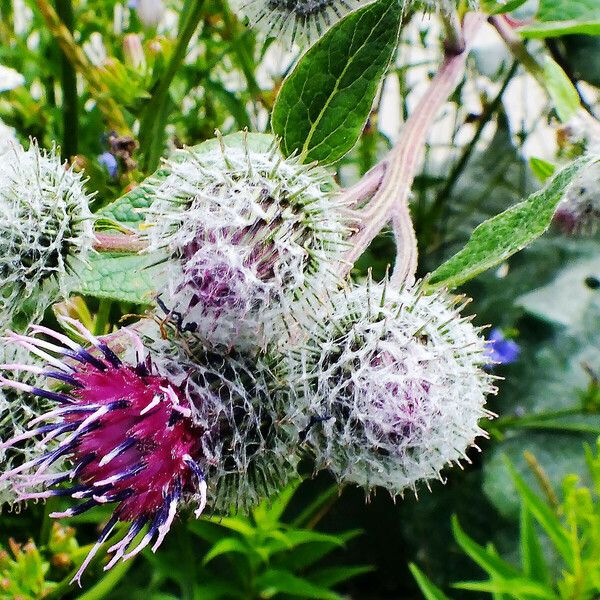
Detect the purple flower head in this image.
<box><xmin>485</xmin><ymin>328</ymin><xmax>520</xmax><ymax>366</ymax></box>
<box><xmin>98</xmin><ymin>152</ymin><xmax>118</xmax><ymax>179</ymax></box>
<box><xmin>0</xmin><ymin>320</ymin><xmax>208</xmax><ymax>585</ymax></box>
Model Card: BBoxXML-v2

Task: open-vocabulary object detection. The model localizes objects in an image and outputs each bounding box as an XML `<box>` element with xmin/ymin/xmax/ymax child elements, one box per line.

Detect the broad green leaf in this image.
<box><xmin>409</xmin><ymin>564</ymin><xmax>453</xmax><ymax>600</ymax></box>
<box><xmin>271</xmin><ymin>0</ymin><xmax>402</xmax><ymax>164</ymax></box>
<box><xmin>519</xmin><ymin>0</ymin><xmax>600</xmax><ymax>37</ymax></box>
<box><xmin>506</xmin><ymin>461</ymin><xmax>574</xmax><ymax>567</ymax></box>
<box><xmin>255</xmin><ymin>569</ymin><xmax>341</xmax><ymax>600</ymax></box>
<box><xmin>427</xmin><ymin>154</ymin><xmax>599</xmax><ymax>289</ymax></box>
<box><xmin>202</xmin><ymin>537</ymin><xmax>250</xmax><ymax>565</ymax></box>
<box><xmin>71</xmin><ymin>252</ymin><xmax>166</xmax><ymax>304</ymax></box>
<box><xmin>520</xmin><ymin>505</ymin><xmax>550</xmax><ymax>584</ymax></box>
<box><xmin>542</xmin><ymin>58</ymin><xmax>580</xmax><ymax>122</ymax></box>
<box><xmin>308</xmin><ymin>565</ymin><xmax>373</xmax><ymax>588</ymax></box>
<box><xmin>529</xmin><ymin>157</ymin><xmax>556</xmax><ymax>183</ymax></box>
<box><xmin>537</xmin><ymin>0</ymin><xmax>600</xmax><ymax>22</ymax></box>
<box><xmin>451</xmin><ymin>516</ymin><xmax>521</xmax><ymax>580</ymax></box>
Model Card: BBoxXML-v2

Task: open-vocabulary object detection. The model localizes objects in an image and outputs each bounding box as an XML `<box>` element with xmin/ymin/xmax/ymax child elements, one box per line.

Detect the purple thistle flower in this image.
<box><xmin>0</xmin><ymin>320</ymin><xmax>208</xmax><ymax>585</ymax></box>
<box><xmin>484</xmin><ymin>328</ymin><xmax>520</xmax><ymax>366</ymax></box>
<box><xmin>98</xmin><ymin>152</ymin><xmax>118</xmax><ymax>179</ymax></box>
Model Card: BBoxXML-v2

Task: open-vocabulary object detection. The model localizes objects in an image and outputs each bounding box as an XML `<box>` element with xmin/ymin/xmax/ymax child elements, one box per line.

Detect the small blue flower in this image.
<box><xmin>485</xmin><ymin>328</ymin><xmax>520</xmax><ymax>366</ymax></box>
<box><xmin>98</xmin><ymin>152</ymin><xmax>118</xmax><ymax>179</ymax></box>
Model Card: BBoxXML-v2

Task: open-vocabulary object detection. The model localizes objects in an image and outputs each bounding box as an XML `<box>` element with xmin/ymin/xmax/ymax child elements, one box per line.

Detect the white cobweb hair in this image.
<box><xmin>231</xmin><ymin>0</ymin><xmax>365</xmax><ymax>46</ymax></box>
<box><xmin>0</xmin><ymin>345</ymin><xmax>55</xmax><ymax>508</ymax></box>
<box><xmin>146</xmin><ymin>326</ymin><xmax>300</xmax><ymax>514</ymax></box>
<box><xmin>284</xmin><ymin>280</ymin><xmax>496</xmax><ymax>496</ymax></box>
<box><xmin>141</xmin><ymin>132</ymin><xmax>349</xmax><ymax>352</ymax></box>
<box><xmin>0</xmin><ymin>141</ymin><xmax>95</xmax><ymax>329</ymax></box>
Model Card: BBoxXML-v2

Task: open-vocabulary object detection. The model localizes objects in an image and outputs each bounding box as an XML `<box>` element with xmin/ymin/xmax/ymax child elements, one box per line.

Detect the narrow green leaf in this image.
<box><xmin>427</xmin><ymin>154</ymin><xmax>598</xmax><ymax>289</ymax></box>
<box><xmin>519</xmin><ymin>21</ymin><xmax>600</xmax><ymax>38</ymax></box>
<box><xmin>453</xmin><ymin>578</ymin><xmax>558</xmax><ymax>598</ymax></box>
<box><xmin>252</xmin><ymin>479</ymin><xmax>302</xmax><ymax>526</ymax></box>
<box><xmin>409</xmin><ymin>564</ymin><xmax>453</xmax><ymax>600</ymax></box>
<box><xmin>202</xmin><ymin>537</ymin><xmax>250</xmax><ymax>565</ymax></box>
<box><xmin>271</xmin><ymin>0</ymin><xmax>402</xmax><ymax>164</ymax></box>
<box><xmin>506</xmin><ymin>461</ymin><xmax>574</xmax><ymax>567</ymax></box>
<box><xmin>520</xmin><ymin>505</ymin><xmax>550</xmax><ymax>585</ymax></box>
<box><xmin>308</xmin><ymin>565</ymin><xmax>373</xmax><ymax>588</ymax></box>
<box><xmin>255</xmin><ymin>569</ymin><xmax>341</xmax><ymax>600</ymax></box>
<box><xmin>71</xmin><ymin>252</ymin><xmax>166</xmax><ymax>304</ymax></box>
<box><xmin>542</xmin><ymin>57</ymin><xmax>580</xmax><ymax>122</ymax></box>
<box><xmin>451</xmin><ymin>516</ymin><xmax>521</xmax><ymax>580</ymax></box>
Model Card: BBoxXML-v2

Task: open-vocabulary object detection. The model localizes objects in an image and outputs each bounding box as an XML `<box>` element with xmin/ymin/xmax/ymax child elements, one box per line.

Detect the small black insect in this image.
<box><xmin>299</xmin><ymin>414</ymin><xmax>333</xmax><ymax>443</ymax></box>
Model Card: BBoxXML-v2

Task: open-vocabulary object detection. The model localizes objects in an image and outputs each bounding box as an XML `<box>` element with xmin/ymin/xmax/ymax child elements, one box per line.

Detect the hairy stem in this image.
<box><xmin>35</xmin><ymin>0</ymin><xmax>131</xmax><ymax>134</ymax></box>
<box><xmin>339</xmin><ymin>12</ymin><xmax>484</xmax><ymax>286</ymax></box>
<box><xmin>139</xmin><ymin>0</ymin><xmax>205</xmax><ymax>172</ymax></box>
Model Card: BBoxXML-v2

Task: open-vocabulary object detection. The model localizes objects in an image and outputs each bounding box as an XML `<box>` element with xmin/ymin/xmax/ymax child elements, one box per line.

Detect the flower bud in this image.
<box><xmin>143</xmin><ymin>132</ymin><xmax>349</xmax><ymax>352</ymax></box>
<box><xmin>0</xmin><ymin>141</ymin><xmax>94</xmax><ymax>329</ymax></box>
<box><xmin>286</xmin><ymin>282</ymin><xmax>495</xmax><ymax>495</ymax></box>
<box><xmin>553</xmin><ymin>162</ymin><xmax>600</xmax><ymax>236</ymax></box>
<box><xmin>232</xmin><ymin>0</ymin><xmax>362</xmax><ymax>46</ymax></box>
<box><xmin>122</xmin><ymin>33</ymin><xmax>146</xmax><ymax>70</ymax></box>
<box><xmin>135</xmin><ymin>0</ymin><xmax>166</xmax><ymax>28</ymax></box>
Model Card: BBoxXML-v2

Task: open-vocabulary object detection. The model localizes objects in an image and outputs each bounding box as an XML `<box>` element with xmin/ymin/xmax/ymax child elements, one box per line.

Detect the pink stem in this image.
<box><xmin>338</xmin><ymin>12</ymin><xmax>484</xmax><ymax>287</ymax></box>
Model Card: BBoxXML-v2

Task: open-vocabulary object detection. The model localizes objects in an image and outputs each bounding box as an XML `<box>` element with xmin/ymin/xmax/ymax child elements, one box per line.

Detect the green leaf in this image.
<box><xmin>482</xmin><ymin>0</ymin><xmax>528</xmax><ymax>15</ymax></box>
<box><xmin>255</xmin><ymin>569</ymin><xmax>342</xmax><ymax>600</ymax></box>
<box><xmin>427</xmin><ymin>154</ymin><xmax>598</xmax><ymax>289</ymax></box>
<box><xmin>542</xmin><ymin>58</ymin><xmax>580</xmax><ymax>122</ymax></box>
<box><xmin>529</xmin><ymin>157</ymin><xmax>556</xmax><ymax>183</ymax></box>
<box><xmin>409</xmin><ymin>564</ymin><xmax>453</xmax><ymax>600</ymax></box>
<box><xmin>520</xmin><ymin>505</ymin><xmax>550</xmax><ymax>584</ymax></box>
<box><xmin>506</xmin><ymin>461</ymin><xmax>574</xmax><ymax>567</ymax></box>
<box><xmin>453</xmin><ymin>578</ymin><xmax>558</xmax><ymax>599</ymax></box>
<box><xmin>519</xmin><ymin>21</ymin><xmax>600</xmax><ymax>38</ymax></box>
<box><xmin>537</xmin><ymin>0</ymin><xmax>600</xmax><ymax>23</ymax></box>
<box><xmin>451</xmin><ymin>516</ymin><xmax>521</xmax><ymax>580</ymax></box>
<box><xmin>202</xmin><ymin>537</ymin><xmax>250</xmax><ymax>565</ymax></box>
<box><xmin>252</xmin><ymin>479</ymin><xmax>302</xmax><ymax>527</ymax></box>
<box><xmin>308</xmin><ymin>565</ymin><xmax>373</xmax><ymax>588</ymax></box>
<box><xmin>519</xmin><ymin>0</ymin><xmax>600</xmax><ymax>37</ymax></box>
<box><xmin>271</xmin><ymin>0</ymin><xmax>401</xmax><ymax>164</ymax></box>
<box><xmin>71</xmin><ymin>252</ymin><xmax>166</xmax><ymax>304</ymax></box>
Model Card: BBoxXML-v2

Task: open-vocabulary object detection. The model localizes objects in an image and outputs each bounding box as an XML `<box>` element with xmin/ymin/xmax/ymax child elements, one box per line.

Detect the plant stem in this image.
<box><xmin>139</xmin><ymin>0</ymin><xmax>205</xmax><ymax>173</ymax></box>
<box><xmin>93</xmin><ymin>232</ymin><xmax>147</xmax><ymax>253</ymax></box>
<box><xmin>339</xmin><ymin>12</ymin><xmax>484</xmax><ymax>286</ymax></box>
<box><xmin>55</xmin><ymin>0</ymin><xmax>78</xmax><ymax>158</ymax></box>
<box><xmin>35</xmin><ymin>0</ymin><xmax>131</xmax><ymax>134</ymax></box>
<box><xmin>425</xmin><ymin>59</ymin><xmax>519</xmax><ymax>253</ymax></box>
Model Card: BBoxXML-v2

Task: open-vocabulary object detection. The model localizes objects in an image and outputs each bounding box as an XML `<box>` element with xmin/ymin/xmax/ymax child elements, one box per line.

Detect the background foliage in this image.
<box><xmin>2</xmin><ymin>0</ymin><xmax>600</xmax><ymax>598</ymax></box>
